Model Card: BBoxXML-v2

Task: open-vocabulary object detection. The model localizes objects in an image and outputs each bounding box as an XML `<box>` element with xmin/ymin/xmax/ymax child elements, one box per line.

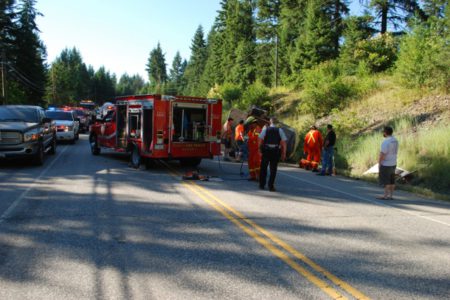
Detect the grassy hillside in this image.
<box><xmin>273</xmin><ymin>76</ymin><xmax>450</xmax><ymax>198</ymax></box>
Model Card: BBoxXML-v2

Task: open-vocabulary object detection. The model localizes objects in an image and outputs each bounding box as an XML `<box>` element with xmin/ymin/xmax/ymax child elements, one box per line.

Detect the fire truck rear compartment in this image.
<box><xmin>172</xmin><ymin>106</ymin><xmax>207</xmax><ymax>142</ymax></box>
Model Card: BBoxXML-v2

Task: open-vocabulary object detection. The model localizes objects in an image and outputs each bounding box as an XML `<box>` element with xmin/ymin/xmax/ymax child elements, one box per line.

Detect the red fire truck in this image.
<box><xmin>89</xmin><ymin>94</ymin><xmax>223</xmax><ymax>168</ymax></box>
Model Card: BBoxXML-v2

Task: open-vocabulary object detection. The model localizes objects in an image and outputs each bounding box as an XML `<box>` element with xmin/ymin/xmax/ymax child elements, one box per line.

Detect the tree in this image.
<box><xmin>116</xmin><ymin>73</ymin><xmax>145</xmax><ymax>96</ymax></box>
<box><xmin>291</xmin><ymin>0</ymin><xmax>339</xmax><ymax>73</ymax></box>
<box><xmin>361</xmin><ymin>0</ymin><xmax>426</xmax><ymax>34</ymax></box>
<box><xmin>183</xmin><ymin>25</ymin><xmax>207</xmax><ymax>96</ymax></box>
<box><xmin>91</xmin><ymin>66</ymin><xmax>116</xmax><ymax>103</ymax></box>
<box><xmin>45</xmin><ymin>48</ymin><xmax>90</xmax><ymax>104</ymax></box>
<box><xmin>146</xmin><ymin>42</ymin><xmax>167</xmax><ymax>92</ymax></box>
<box><xmin>279</xmin><ymin>0</ymin><xmax>308</xmax><ymax>79</ymax></box>
<box><xmin>339</xmin><ymin>15</ymin><xmax>376</xmax><ymax>74</ymax></box>
<box><xmin>11</xmin><ymin>0</ymin><xmax>47</xmax><ymax>105</ymax></box>
<box><xmin>222</xmin><ymin>0</ymin><xmax>256</xmax><ymax>86</ymax></box>
<box><xmin>256</xmin><ymin>0</ymin><xmax>281</xmax><ymax>86</ymax></box>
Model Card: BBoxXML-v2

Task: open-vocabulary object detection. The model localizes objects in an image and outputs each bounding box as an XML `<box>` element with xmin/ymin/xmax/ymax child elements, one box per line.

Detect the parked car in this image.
<box><xmin>0</xmin><ymin>105</ymin><xmax>57</xmax><ymax>165</ymax></box>
<box><xmin>45</xmin><ymin>110</ymin><xmax>80</xmax><ymax>143</ymax></box>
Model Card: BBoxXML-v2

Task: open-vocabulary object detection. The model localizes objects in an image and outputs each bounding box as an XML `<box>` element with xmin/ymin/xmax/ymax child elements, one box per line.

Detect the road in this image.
<box><xmin>0</xmin><ymin>135</ymin><xmax>449</xmax><ymax>300</ymax></box>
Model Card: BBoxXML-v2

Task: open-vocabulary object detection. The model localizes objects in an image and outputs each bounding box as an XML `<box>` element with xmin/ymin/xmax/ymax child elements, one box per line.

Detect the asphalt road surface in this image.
<box><xmin>0</xmin><ymin>135</ymin><xmax>449</xmax><ymax>300</ymax></box>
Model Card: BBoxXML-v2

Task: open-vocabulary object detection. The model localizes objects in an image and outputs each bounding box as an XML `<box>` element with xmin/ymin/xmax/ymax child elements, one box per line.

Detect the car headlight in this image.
<box><xmin>24</xmin><ymin>130</ymin><xmax>40</xmax><ymax>142</ymax></box>
<box><xmin>65</xmin><ymin>126</ymin><xmax>74</xmax><ymax>132</ymax></box>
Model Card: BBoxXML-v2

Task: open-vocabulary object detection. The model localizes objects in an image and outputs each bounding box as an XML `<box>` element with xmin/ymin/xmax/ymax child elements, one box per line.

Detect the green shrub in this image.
<box><xmin>395</xmin><ymin>23</ymin><xmax>450</xmax><ymax>91</ymax></box>
<box><xmin>240</xmin><ymin>81</ymin><xmax>270</xmax><ymax>110</ymax></box>
<box><xmin>353</xmin><ymin>33</ymin><xmax>398</xmax><ymax>73</ymax></box>
<box><xmin>299</xmin><ymin>61</ymin><xmax>356</xmax><ymax>117</ymax></box>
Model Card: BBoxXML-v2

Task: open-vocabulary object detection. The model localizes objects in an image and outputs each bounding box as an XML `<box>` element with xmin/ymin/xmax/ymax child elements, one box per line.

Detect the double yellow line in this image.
<box><xmin>167</xmin><ymin>167</ymin><xmax>370</xmax><ymax>299</ymax></box>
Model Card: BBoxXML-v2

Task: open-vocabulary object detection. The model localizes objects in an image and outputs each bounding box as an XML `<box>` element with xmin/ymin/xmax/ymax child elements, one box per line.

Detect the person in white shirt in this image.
<box><xmin>377</xmin><ymin>126</ymin><xmax>399</xmax><ymax>200</ymax></box>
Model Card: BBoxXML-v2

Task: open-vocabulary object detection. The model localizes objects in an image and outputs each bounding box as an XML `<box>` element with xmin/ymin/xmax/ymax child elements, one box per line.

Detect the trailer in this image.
<box><xmin>89</xmin><ymin>94</ymin><xmax>223</xmax><ymax>168</ymax></box>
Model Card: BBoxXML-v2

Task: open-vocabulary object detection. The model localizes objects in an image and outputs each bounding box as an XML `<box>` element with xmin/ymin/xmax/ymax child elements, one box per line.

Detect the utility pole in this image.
<box><xmin>274</xmin><ymin>34</ymin><xmax>279</xmax><ymax>88</ymax></box>
<box><xmin>1</xmin><ymin>49</ymin><xmax>6</xmax><ymax>105</ymax></box>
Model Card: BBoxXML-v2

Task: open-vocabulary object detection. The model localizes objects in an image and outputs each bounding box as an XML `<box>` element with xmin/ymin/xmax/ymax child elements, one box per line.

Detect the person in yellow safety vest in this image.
<box><xmin>245</xmin><ymin>116</ymin><xmax>262</xmax><ymax>181</ymax></box>
<box><xmin>301</xmin><ymin>125</ymin><xmax>323</xmax><ymax>171</ymax></box>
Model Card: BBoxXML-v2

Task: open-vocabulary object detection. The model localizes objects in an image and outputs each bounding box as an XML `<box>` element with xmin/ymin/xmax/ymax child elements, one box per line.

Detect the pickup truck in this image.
<box><xmin>0</xmin><ymin>105</ymin><xmax>57</xmax><ymax>165</ymax></box>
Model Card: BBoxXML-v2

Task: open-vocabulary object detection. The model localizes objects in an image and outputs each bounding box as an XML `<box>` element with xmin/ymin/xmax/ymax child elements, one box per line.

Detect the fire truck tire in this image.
<box><xmin>90</xmin><ymin>135</ymin><xmax>100</xmax><ymax>155</ymax></box>
<box><xmin>180</xmin><ymin>158</ymin><xmax>202</xmax><ymax>167</ymax></box>
<box><xmin>130</xmin><ymin>145</ymin><xmax>141</xmax><ymax>169</ymax></box>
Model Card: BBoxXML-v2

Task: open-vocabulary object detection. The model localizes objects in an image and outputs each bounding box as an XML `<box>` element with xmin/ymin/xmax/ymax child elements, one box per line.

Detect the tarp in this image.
<box><xmin>226</xmin><ymin>106</ymin><xmax>298</xmax><ymax>158</ymax></box>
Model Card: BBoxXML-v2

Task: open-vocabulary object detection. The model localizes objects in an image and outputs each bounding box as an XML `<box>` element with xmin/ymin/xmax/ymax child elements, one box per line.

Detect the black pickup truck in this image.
<box><xmin>0</xmin><ymin>105</ymin><xmax>57</xmax><ymax>165</ymax></box>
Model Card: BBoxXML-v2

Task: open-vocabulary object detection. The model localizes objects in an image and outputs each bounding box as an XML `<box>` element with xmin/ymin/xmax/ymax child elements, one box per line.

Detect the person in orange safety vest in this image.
<box><xmin>301</xmin><ymin>125</ymin><xmax>323</xmax><ymax>171</ymax></box>
<box><xmin>245</xmin><ymin>116</ymin><xmax>262</xmax><ymax>181</ymax></box>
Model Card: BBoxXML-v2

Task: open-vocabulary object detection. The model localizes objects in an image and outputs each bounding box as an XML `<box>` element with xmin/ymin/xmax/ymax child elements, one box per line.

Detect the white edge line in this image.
<box><xmin>0</xmin><ymin>145</ymin><xmax>69</xmax><ymax>224</ymax></box>
<box><xmin>278</xmin><ymin>169</ymin><xmax>450</xmax><ymax>228</ymax></box>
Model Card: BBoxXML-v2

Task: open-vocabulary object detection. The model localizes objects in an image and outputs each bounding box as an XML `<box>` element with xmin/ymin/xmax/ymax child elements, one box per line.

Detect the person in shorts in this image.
<box><xmin>377</xmin><ymin>126</ymin><xmax>399</xmax><ymax>200</ymax></box>
<box><xmin>221</xmin><ymin>117</ymin><xmax>234</xmax><ymax>161</ymax></box>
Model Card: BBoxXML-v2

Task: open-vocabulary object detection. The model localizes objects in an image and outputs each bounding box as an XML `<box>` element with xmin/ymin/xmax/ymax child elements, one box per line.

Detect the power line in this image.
<box><xmin>6</xmin><ymin>62</ymin><xmax>45</xmax><ymax>92</ymax></box>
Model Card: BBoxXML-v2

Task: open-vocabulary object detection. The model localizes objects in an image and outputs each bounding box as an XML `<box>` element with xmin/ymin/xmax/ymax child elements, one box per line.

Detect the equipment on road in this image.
<box><xmin>89</xmin><ymin>94</ymin><xmax>223</xmax><ymax>168</ymax></box>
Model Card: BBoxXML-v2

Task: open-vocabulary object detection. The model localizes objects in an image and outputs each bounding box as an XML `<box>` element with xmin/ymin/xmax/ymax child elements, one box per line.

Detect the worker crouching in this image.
<box><xmin>301</xmin><ymin>125</ymin><xmax>323</xmax><ymax>172</ymax></box>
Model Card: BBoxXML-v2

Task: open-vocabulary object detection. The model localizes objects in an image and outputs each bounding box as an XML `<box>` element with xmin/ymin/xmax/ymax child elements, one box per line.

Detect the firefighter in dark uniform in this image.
<box><xmin>258</xmin><ymin>117</ymin><xmax>287</xmax><ymax>192</ymax></box>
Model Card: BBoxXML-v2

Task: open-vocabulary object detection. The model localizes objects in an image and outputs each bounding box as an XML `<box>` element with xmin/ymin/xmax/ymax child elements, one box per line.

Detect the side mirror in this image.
<box><xmin>42</xmin><ymin>117</ymin><xmax>52</xmax><ymax>124</ymax></box>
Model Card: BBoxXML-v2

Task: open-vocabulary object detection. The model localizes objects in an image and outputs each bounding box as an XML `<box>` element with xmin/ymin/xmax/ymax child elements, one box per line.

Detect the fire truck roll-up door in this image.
<box><xmin>116</xmin><ymin>104</ymin><xmax>127</xmax><ymax>148</ymax></box>
<box><xmin>172</xmin><ymin>102</ymin><xmax>207</xmax><ymax>143</ymax></box>
<box><xmin>143</xmin><ymin>107</ymin><xmax>153</xmax><ymax>152</ymax></box>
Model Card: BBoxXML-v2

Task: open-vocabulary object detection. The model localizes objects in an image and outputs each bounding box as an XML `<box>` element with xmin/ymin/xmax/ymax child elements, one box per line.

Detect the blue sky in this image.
<box><xmin>36</xmin><ymin>1</ymin><xmax>363</xmax><ymax>81</ymax></box>
<box><xmin>36</xmin><ymin>0</ymin><xmax>221</xmax><ymax>80</ymax></box>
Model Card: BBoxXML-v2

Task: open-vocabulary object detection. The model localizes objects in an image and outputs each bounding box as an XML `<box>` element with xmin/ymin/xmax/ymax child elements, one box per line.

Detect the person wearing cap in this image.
<box><xmin>258</xmin><ymin>117</ymin><xmax>287</xmax><ymax>192</ymax></box>
<box><xmin>245</xmin><ymin>116</ymin><xmax>262</xmax><ymax>181</ymax></box>
<box><xmin>221</xmin><ymin>117</ymin><xmax>234</xmax><ymax>161</ymax></box>
<box><xmin>302</xmin><ymin>125</ymin><xmax>323</xmax><ymax>172</ymax></box>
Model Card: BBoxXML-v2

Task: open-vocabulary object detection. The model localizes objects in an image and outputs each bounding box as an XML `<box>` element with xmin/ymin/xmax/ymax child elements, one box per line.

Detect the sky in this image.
<box><xmin>35</xmin><ymin>0</ymin><xmax>221</xmax><ymax>81</ymax></box>
<box><xmin>36</xmin><ymin>1</ymin><xmax>363</xmax><ymax>82</ymax></box>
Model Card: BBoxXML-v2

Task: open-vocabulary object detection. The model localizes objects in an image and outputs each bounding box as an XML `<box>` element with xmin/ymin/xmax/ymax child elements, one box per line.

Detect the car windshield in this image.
<box><xmin>75</xmin><ymin>110</ymin><xmax>86</xmax><ymax>117</ymax></box>
<box><xmin>46</xmin><ymin>111</ymin><xmax>73</xmax><ymax>121</ymax></box>
<box><xmin>0</xmin><ymin>106</ymin><xmax>39</xmax><ymax>123</ymax></box>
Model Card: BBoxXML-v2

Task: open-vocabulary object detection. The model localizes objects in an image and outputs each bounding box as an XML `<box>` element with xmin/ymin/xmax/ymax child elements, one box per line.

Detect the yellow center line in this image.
<box><xmin>180</xmin><ymin>178</ymin><xmax>346</xmax><ymax>300</ymax></box>
<box><xmin>191</xmin><ymin>182</ymin><xmax>370</xmax><ymax>300</ymax></box>
<box><xmin>164</xmin><ymin>166</ymin><xmax>347</xmax><ymax>299</ymax></box>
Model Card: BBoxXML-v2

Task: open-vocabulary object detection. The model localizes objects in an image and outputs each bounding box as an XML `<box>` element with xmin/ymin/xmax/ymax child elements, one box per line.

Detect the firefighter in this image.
<box><xmin>245</xmin><ymin>116</ymin><xmax>262</xmax><ymax>181</ymax></box>
<box><xmin>301</xmin><ymin>125</ymin><xmax>323</xmax><ymax>171</ymax></box>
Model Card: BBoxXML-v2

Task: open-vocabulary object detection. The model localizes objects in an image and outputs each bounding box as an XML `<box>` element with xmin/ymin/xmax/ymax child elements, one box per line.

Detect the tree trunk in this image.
<box><xmin>381</xmin><ymin>3</ymin><xmax>388</xmax><ymax>34</ymax></box>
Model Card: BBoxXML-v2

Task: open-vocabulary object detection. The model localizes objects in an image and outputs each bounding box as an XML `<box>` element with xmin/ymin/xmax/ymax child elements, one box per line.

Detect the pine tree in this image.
<box><xmin>361</xmin><ymin>0</ymin><xmax>426</xmax><ymax>34</ymax></box>
<box><xmin>92</xmin><ymin>66</ymin><xmax>116</xmax><ymax>103</ymax></box>
<box><xmin>45</xmin><ymin>48</ymin><xmax>90</xmax><ymax>104</ymax></box>
<box><xmin>256</xmin><ymin>0</ymin><xmax>281</xmax><ymax>86</ymax></box>
<box><xmin>291</xmin><ymin>0</ymin><xmax>338</xmax><ymax>73</ymax></box>
<box><xmin>12</xmin><ymin>0</ymin><xmax>47</xmax><ymax>105</ymax></box>
<box><xmin>116</xmin><ymin>73</ymin><xmax>144</xmax><ymax>96</ymax></box>
<box><xmin>146</xmin><ymin>42</ymin><xmax>167</xmax><ymax>93</ymax></box>
<box><xmin>183</xmin><ymin>25</ymin><xmax>207</xmax><ymax>96</ymax></box>
<box><xmin>279</xmin><ymin>0</ymin><xmax>308</xmax><ymax>79</ymax></box>
<box><xmin>222</xmin><ymin>0</ymin><xmax>256</xmax><ymax>86</ymax></box>
<box><xmin>167</xmin><ymin>51</ymin><xmax>186</xmax><ymax>95</ymax></box>
<box><xmin>339</xmin><ymin>15</ymin><xmax>375</xmax><ymax>74</ymax></box>
<box><xmin>0</xmin><ymin>0</ymin><xmax>16</xmax><ymax>104</ymax></box>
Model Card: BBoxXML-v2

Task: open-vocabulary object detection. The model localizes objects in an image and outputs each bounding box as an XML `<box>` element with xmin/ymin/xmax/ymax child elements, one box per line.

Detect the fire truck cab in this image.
<box><xmin>89</xmin><ymin>94</ymin><xmax>222</xmax><ymax>168</ymax></box>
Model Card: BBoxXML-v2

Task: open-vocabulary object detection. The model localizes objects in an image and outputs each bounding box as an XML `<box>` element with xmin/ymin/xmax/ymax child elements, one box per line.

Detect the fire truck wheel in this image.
<box><xmin>130</xmin><ymin>145</ymin><xmax>141</xmax><ymax>169</ymax></box>
<box><xmin>90</xmin><ymin>135</ymin><xmax>100</xmax><ymax>155</ymax></box>
<box><xmin>180</xmin><ymin>158</ymin><xmax>202</xmax><ymax>167</ymax></box>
